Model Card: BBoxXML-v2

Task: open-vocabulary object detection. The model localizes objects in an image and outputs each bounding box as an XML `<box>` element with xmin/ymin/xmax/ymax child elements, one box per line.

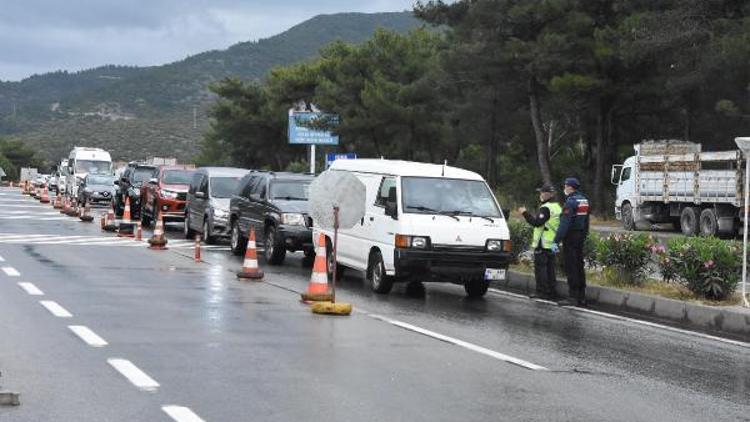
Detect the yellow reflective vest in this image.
<box><xmin>531</xmin><ymin>202</ymin><xmax>562</xmax><ymax>250</ymax></box>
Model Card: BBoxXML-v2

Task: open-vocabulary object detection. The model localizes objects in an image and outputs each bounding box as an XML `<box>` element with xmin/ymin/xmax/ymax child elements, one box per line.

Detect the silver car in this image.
<box><xmin>184</xmin><ymin>167</ymin><xmax>250</xmax><ymax>244</ymax></box>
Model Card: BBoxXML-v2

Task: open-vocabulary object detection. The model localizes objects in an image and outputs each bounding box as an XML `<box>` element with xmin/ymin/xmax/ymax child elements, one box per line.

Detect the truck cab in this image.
<box><xmin>612</xmin><ymin>156</ymin><xmax>637</xmax><ymax>222</ymax></box>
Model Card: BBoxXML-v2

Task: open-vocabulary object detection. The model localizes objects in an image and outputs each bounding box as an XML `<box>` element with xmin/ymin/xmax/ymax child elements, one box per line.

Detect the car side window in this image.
<box><xmin>249</xmin><ymin>176</ymin><xmax>267</xmax><ymax>200</ymax></box>
<box><xmin>199</xmin><ymin>176</ymin><xmax>209</xmax><ymax>195</ymax></box>
<box><xmin>189</xmin><ymin>173</ymin><xmax>202</xmax><ymax>194</ymax></box>
<box><xmin>375</xmin><ymin>177</ymin><xmax>397</xmax><ymax>207</ymax></box>
<box><xmin>240</xmin><ymin>176</ymin><xmax>256</xmax><ymax>198</ymax></box>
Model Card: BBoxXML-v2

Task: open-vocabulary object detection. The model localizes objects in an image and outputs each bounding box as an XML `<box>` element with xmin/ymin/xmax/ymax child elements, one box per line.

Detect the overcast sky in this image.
<box><xmin>0</xmin><ymin>0</ymin><xmax>415</xmax><ymax>82</ymax></box>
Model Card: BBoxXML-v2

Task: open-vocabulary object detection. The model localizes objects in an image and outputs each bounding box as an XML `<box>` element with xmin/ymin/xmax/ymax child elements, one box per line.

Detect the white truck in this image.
<box><xmin>66</xmin><ymin>147</ymin><xmax>113</xmax><ymax>199</ymax></box>
<box><xmin>612</xmin><ymin>140</ymin><xmax>744</xmax><ymax>237</ymax></box>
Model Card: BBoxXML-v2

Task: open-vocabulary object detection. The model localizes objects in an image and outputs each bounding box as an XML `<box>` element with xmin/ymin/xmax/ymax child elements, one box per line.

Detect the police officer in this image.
<box><xmin>554</xmin><ymin>177</ymin><xmax>590</xmax><ymax>307</ymax></box>
<box><xmin>518</xmin><ymin>184</ymin><xmax>561</xmax><ymax>300</ymax></box>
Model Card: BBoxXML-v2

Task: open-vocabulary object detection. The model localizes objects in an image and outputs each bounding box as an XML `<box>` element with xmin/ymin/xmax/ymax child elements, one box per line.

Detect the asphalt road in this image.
<box><xmin>0</xmin><ymin>188</ymin><xmax>748</xmax><ymax>422</ymax></box>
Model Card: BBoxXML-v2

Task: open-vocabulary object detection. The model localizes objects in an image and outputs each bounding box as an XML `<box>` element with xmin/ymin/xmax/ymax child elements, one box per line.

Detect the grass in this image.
<box><xmin>510</xmin><ymin>262</ymin><xmax>743</xmax><ymax>307</ymax></box>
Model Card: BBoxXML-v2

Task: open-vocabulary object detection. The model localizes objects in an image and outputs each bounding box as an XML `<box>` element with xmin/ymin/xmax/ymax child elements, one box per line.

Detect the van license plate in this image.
<box><xmin>484</xmin><ymin>269</ymin><xmax>506</xmax><ymax>281</ymax></box>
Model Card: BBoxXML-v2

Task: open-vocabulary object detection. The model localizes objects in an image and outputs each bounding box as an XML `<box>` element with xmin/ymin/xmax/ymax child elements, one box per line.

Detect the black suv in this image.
<box><xmin>229</xmin><ymin>172</ymin><xmax>315</xmax><ymax>264</ymax></box>
<box><xmin>114</xmin><ymin>164</ymin><xmax>156</xmax><ymax>218</ymax></box>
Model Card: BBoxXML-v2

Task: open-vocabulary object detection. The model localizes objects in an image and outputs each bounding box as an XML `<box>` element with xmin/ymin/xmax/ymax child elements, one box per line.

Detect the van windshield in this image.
<box><xmin>401</xmin><ymin>177</ymin><xmax>502</xmax><ymax>218</ymax></box>
<box><xmin>210</xmin><ymin>177</ymin><xmax>241</xmax><ymax>198</ymax></box>
<box><xmin>75</xmin><ymin>160</ymin><xmax>111</xmax><ymax>174</ymax></box>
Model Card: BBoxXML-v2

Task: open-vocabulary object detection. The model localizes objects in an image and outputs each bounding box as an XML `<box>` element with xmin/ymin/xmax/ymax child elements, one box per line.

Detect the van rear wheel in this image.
<box><xmin>368</xmin><ymin>250</ymin><xmax>393</xmax><ymax>294</ymax></box>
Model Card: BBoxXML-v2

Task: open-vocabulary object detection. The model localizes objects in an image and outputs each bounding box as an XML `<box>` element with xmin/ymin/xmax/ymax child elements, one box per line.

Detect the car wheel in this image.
<box><xmin>184</xmin><ymin>213</ymin><xmax>195</xmax><ymax>239</ymax></box>
<box><xmin>230</xmin><ymin>219</ymin><xmax>247</xmax><ymax>256</ymax></box>
<box><xmin>264</xmin><ymin>226</ymin><xmax>286</xmax><ymax>265</ymax></box>
<box><xmin>367</xmin><ymin>250</ymin><xmax>393</xmax><ymax>294</ymax></box>
<box><xmin>464</xmin><ymin>278</ymin><xmax>489</xmax><ymax>298</ymax></box>
<box><xmin>202</xmin><ymin>218</ymin><xmax>215</xmax><ymax>245</ymax></box>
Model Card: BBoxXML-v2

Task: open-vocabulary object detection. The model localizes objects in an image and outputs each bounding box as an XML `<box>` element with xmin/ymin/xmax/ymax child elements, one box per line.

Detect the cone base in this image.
<box><xmin>237</xmin><ymin>270</ymin><xmax>264</xmax><ymax>280</ymax></box>
<box><xmin>300</xmin><ymin>292</ymin><xmax>333</xmax><ymax>302</ymax></box>
<box><xmin>65</xmin><ymin>210</ymin><xmax>78</xmax><ymax>217</ymax></box>
<box><xmin>148</xmin><ymin>245</ymin><xmax>169</xmax><ymax>250</ymax></box>
<box><xmin>103</xmin><ymin>225</ymin><xmax>117</xmax><ymax>232</ymax></box>
<box><xmin>80</xmin><ymin>216</ymin><xmax>94</xmax><ymax>222</ymax></box>
<box><xmin>311</xmin><ymin>302</ymin><xmax>352</xmax><ymax>316</ymax></box>
<box><xmin>148</xmin><ymin>238</ymin><xmax>168</xmax><ymax>247</ymax></box>
<box><xmin>40</xmin><ymin>199</ymin><xmax>50</xmax><ymax>204</ymax></box>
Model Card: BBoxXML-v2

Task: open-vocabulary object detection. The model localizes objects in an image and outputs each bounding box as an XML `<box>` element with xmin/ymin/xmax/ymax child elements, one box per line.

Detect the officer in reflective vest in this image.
<box><xmin>519</xmin><ymin>184</ymin><xmax>562</xmax><ymax>300</ymax></box>
<box><xmin>554</xmin><ymin>177</ymin><xmax>590</xmax><ymax>307</ymax></box>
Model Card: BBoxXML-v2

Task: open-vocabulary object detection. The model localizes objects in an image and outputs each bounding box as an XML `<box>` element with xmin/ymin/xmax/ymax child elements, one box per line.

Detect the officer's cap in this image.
<box><xmin>564</xmin><ymin>177</ymin><xmax>581</xmax><ymax>189</ymax></box>
<box><xmin>536</xmin><ymin>184</ymin><xmax>555</xmax><ymax>193</ymax></box>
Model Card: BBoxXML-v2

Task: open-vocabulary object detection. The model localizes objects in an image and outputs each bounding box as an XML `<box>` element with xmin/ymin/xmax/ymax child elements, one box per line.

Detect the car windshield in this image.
<box><xmin>162</xmin><ymin>170</ymin><xmax>194</xmax><ymax>185</ymax></box>
<box><xmin>401</xmin><ymin>177</ymin><xmax>502</xmax><ymax>218</ymax></box>
<box><xmin>75</xmin><ymin>160</ymin><xmax>111</xmax><ymax>174</ymax></box>
<box><xmin>88</xmin><ymin>175</ymin><xmax>115</xmax><ymax>185</ymax></box>
<box><xmin>132</xmin><ymin>168</ymin><xmax>155</xmax><ymax>183</ymax></box>
<box><xmin>210</xmin><ymin>176</ymin><xmax>241</xmax><ymax>198</ymax></box>
<box><xmin>270</xmin><ymin>180</ymin><xmax>311</xmax><ymax>200</ymax></box>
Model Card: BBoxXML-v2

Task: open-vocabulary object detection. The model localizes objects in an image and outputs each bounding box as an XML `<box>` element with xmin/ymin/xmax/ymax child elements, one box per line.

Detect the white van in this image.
<box><xmin>315</xmin><ymin>159</ymin><xmax>512</xmax><ymax>297</ymax></box>
<box><xmin>66</xmin><ymin>147</ymin><xmax>113</xmax><ymax>199</ymax></box>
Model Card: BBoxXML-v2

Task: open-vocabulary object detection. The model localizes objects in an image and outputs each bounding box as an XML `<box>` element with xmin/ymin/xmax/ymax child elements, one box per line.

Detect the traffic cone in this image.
<box><xmin>236</xmin><ymin>227</ymin><xmax>263</xmax><ymax>280</ymax></box>
<box><xmin>53</xmin><ymin>192</ymin><xmax>62</xmax><ymax>209</ymax></box>
<box><xmin>135</xmin><ymin>222</ymin><xmax>142</xmax><ymax>241</ymax></box>
<box><xmin>148</xmin><ymin>212</ymin><xmax>168</xmax><ymax>250</ymax></box>
<box><xmin>60</xmin><ymin>197</ymin><xmax>69</xmax><ymax>214</ymax></box>
<box><xmin>65</xmin><ymin>198</ymin><xmax>79</xmax><ymax>217</ymax></box>
<box><xmin>118</xmin><ymin>197</ymin><xmax>135</xmax><ymax>237</ymax></box>
<box><xmin>79</xmin><ymin>201</ymin><xmax>94</xmax><ymax>222</ymax></box>
<box><xmin>301</xmin><ymin>233</ymin><xmax>332</xmax><ymax>302</ymax></box>
<box><xmin>103</xmin><ymin>209</ymin><xmax>117</xmax><ymax>232</ymax></box>
<box><xmin>194</xmin><ymin>234</ymin><xmax>201</xmax><ymax>263</ymax></box>
<box><xmin>100</xmin><ymin>212</ymin><xmax>106</xmax><ymax>229</ymax></box>
<box><xmin>40</xmin><ymin>186</ymin><xmax>50</xmax><ymax>204</ymax></box>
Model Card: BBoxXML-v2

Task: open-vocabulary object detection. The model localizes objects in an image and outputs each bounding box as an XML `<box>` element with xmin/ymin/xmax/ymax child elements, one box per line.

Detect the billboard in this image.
<box><xmin>288</xmin><ymin>111</ymin><xmax>340</xmax><ymax>145</ymax></box>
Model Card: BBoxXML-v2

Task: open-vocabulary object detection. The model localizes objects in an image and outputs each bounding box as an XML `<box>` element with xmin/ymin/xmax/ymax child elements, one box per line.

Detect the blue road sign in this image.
<box><xmin>326</xmin><ymin>153</ymin><xmax>357</xmax><ymax>168</ymax></box>
<box><xmin>288</xmin><ymin>112</ymin><xmax>340</xmax><ymax>145</ymax></box>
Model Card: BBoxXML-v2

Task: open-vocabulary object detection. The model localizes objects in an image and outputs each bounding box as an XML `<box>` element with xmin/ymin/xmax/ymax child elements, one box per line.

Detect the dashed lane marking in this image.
<box><xmin>366</xmin><ymin>313</ymin><xmax>549</xmax><ymax>371</ymax></box>
<box><xmin>68</xmin><ymin>325</ymin><xmax>108</xmax><ymax>348</ymax></box>
<box><xmin>17</xmin><ymin>282</ymin><xmax>44</xmax><ymax>295</ymax></box>
<box><xmin>0</xmin><ymin>233</ymin><xmax>229</xmax><ymax>250</ymax></box>
<box><xmin>39</xmin><ymin>300</ymin><xmax>73</xmax><ymax>318</ymax></box>
<box><xmin>108</xmin><ymin>358</ymin><xmax>160</xmax><ymax>392</ymax></box>
<box><xmin>162</xmin><ymin>406</ymin><xmax>206</xmax><ymax>422</ymax></box>
<box><xmin>2</xmin><ymin>267</ymin><xmax>20</xmax><ymax>277</ymax></box>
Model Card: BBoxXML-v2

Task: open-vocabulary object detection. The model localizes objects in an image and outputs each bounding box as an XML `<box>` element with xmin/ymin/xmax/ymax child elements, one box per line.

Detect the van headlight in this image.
<box><xmin>486</xmin><ymin>239</ymin><xmax>512</xmax><ymax>252</ymax></box>
<box><xmin>281</xmin><ymin>213</ymin><xmax>306</xmax><ymax>226</ymax></box>
<box><xmin>395</xmin><ymin>234</ymin><xmax>430</xmax><ymax>249</ymax></box>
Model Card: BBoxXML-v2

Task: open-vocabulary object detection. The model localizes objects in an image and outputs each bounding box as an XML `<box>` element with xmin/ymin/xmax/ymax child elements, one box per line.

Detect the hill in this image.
<box><xmin>0</xmin><ymin>12</ymin><xmax>422</xmax><ymax>162</ymax></box>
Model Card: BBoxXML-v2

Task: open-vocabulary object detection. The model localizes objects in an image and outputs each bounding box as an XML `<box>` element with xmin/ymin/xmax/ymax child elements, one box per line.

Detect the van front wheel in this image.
<box><xmin>464</xmin><ymin>278</ymin><xmax>489</xmax><ymax>298</ymax></box>
<box><xmin>368</xmin><ymin>250</ymin><xmax>393</xmax><ymax>294</ymax></box>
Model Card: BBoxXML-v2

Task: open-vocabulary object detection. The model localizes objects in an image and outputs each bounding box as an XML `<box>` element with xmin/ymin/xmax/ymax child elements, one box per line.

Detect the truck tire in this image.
<box><xmin>680</xmin><ymin>207</ymin><xmax>700</xmax><ymax>236</ymax></box>
<box><xmin>367</xmin><ymin>250</ymin><xmax>393</xmax><ymax>294</ymax></box>
<box><xmin>621</xmin><ymin>203</ymin><xmax>636</xmax><ymax>231</ymax></box>
<box><xmin>699</xmin><ymin>208</ymin><xmax>719</xmax><ymax>237</ymax></box>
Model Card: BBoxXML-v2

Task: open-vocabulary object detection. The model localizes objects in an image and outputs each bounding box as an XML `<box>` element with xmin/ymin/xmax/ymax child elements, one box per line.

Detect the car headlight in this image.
<box><xmin>281</xmin><ymin>213</ymin><xmax>306</xmax><ymax>226</ymax></box>
<box><xmin>160</xmin><ymin>189</ymin><xmax>178</xmax><ymax>200</ymax></box>
<box><xmin>486</xmin><ymin>239</ymin><xmax>512</xmax><ymax>252</ymax></box>
<box><xmin>395</xmin><ymin>234</ymin><xmax>430</xmax><ymax>249</ymax></box>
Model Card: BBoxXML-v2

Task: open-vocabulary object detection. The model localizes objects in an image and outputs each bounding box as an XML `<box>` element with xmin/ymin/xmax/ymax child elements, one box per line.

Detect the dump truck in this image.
<box><xmin>611</xmin><ymin>140</ymin><xmax>745</xmax><ymax>237</ymax></box>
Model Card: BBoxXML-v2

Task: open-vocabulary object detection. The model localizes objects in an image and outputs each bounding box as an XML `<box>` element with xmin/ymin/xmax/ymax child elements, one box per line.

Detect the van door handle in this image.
<box><xmin>369</xmin><ymin>217</ymin><xmax>374</xmax><ymax>222</ymax></box>
<box><xmin>360</xmin><ymin>218</ymin><xmax>364</xmax><ymax>225</ymax></box>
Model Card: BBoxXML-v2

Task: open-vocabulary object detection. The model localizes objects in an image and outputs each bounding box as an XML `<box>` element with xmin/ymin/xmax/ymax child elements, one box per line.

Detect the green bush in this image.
<box><xmin>658</xmin><ymin>237</ymin><xmax>742</xmax><ymax>301</ymax></box>
<box><xmin>507</xmin><ymin>219</ymin><xmax>532</xmax><ymax>263</ymax></box>
<box><xmin>595</xmin><ymin>233</ymin><xmax>654</xmax><ymax>285</ymax></box>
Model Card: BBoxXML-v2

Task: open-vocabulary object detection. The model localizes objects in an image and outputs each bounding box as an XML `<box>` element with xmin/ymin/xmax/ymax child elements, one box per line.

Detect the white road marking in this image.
<box><xmin>68</xmin><ymin>325</ymin><xmax>108</xmax><ymax>347</ymax></box>
<box><xmin>107</xmin><ymin>358</ymin><xmax>160</xmax><ymax>391</ymax></box>
<box><xmin>2</xmin><ymin>267</ymin><xmax>20</xmax><ymax>277</ymax></box>
<box><xmin>162</xmin><ymin>406</ymin><xmax>206</xmax><ymax>422</ymax></box>
<box><xmin>0</xmin><ymin>255</ymin><xmax>4</xmax><ymax>262</ymax></box>
<box><xmin>39</xmin><ymin>300</ymin><xmax>73</xmax><ymax>318</ymax></box>
<box><xmin>17</xmin><ymin>282</ymin><xmax>44</xmax><ymax>295</ymax></box>
<box><xmin>367</xmin><ymin>313</ymin><xmax>548</xmax><ymax>371</ymax></box>
<box><xmin>487</xmin><ymin>288</ymin><xmax>750</xmax><ymax>349</ymax></box>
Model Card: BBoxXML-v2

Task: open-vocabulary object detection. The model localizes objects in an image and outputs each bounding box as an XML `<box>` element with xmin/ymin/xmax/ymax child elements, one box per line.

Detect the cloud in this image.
<box><xmin>0</xmin><ymin>0</ymin><xmax>416</xmax><ymax>81</ymax></box>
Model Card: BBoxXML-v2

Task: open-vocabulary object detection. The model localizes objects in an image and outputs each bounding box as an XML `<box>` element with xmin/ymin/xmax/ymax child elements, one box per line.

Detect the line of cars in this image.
<box><xmin>44</xmin><ymin>147</ymin><xmax>513</xmax><ymax>297</ymax></box>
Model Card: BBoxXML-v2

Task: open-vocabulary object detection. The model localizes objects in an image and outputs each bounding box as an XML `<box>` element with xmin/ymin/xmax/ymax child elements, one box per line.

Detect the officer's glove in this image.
<box><xmin>550</xmin><ymin>243</ymin><xmax>560</xmax><ymax>254</ymax></box>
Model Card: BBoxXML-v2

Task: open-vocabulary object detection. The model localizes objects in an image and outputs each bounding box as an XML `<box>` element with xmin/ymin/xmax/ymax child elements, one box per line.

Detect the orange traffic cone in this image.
<box><xmin>40</xmin><ymin>186</ymin><xmax>50</xmax><ymax>204</ymax></box>
<box><xmin>103</xmin><ymin>209</ymin><xmax>117</xmax><ymax>232</ymax></box>
<box><xmin>301</xmin><ymin>233</ymin><xmax>332</xmax><ymax>302</ymax></box>
<box><xmin>135</xmin><ymin>222</ymin><xmax>142</xmax><ymax>241</ymax></box>
<box><xmin>118</xmin><ymin>197</ymin><xmax>135</xmax><ymax>237</ymax></box>
<box><xmin>100</xmin><ymin>212</ymin><xmax>106</xmax><ymax>229</ymax></box>
<box><xmin>148</xmin><ymin>212</ymin><xmax>168</xmax><ymax>250</ymax></box>
<box><xmin>79</xmin><ymin>201</ymin><xmax>94</xmax><ymax>222</ymax></box>
<box><xmin>236</xmin><ymin>227</ymin><xmax>263</xmax><ymax>280</ymax></box>
<box><xmin>53</xmin><ymin>192</ymin><xmax>62</xmax><ymax>209</ymax></box>
<box><xmin>60</xmin><ymin>197</ymin><xmax>69</xmax><ymax>214</ymax></box>
<box><xmin>194</xmin><ymin>234</ymin><xmax>201</xmax><ymax>263</ymax></box>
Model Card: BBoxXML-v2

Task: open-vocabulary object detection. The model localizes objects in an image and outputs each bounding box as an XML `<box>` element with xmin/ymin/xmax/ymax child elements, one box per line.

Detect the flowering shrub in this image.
<box><xmin>595</xmin><ymin>233</ymin><xmax>654</xmax><ymax>285</ymax></box>
<box><xmin>507</xmin><ymin>219</ymin><xmax>533</xmax><ymax>263</ymax></box>
<box><xmin>658</xmin><ymin>237</ymin><xmax>741</xmax><ymax>300</ymax></box>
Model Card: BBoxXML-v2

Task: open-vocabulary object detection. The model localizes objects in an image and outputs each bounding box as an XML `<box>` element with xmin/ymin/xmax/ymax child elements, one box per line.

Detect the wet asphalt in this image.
<box><xmin>0</xmin><ymin>188</ymin><xmax>748</xmax><ymax>422</ymax></box>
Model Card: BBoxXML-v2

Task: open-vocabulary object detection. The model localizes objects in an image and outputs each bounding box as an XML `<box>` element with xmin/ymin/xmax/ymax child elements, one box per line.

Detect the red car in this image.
<box><xmin>140</xmin><ymin>166</ymin><xmax>196</xmax><ymax>226</ymax></box>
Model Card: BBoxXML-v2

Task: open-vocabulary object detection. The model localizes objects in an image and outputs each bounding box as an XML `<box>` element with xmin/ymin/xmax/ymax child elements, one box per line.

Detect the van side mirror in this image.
<box><xmin>385</xmin><ymin>186</ymin><xmax>398</xmax><ymax>219</ymax></box>
<box><xmin>149</xmin><ymin>178</ymin><xmax>158</xmax><ymax>185</ymax></box>
<box><xmin>195</xmin><ymin>192</ymin><xmax>206</xmax><ymax>199</ymax></box>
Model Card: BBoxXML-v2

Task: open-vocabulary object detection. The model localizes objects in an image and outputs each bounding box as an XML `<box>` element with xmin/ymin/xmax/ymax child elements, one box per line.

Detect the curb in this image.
<box><xmin>493</xmin><ymin>270</ymin><xmax>750</xmax><ymax>341</ymax></box>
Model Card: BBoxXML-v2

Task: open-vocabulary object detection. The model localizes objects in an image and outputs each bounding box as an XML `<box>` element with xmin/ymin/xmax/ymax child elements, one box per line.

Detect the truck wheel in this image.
<box><xmin>680</xmin><ymin>207</ymin><xmax>700</xmax><ymax>236</ymax></box>
<box><xmin>699</xmin><ymin>208</ymin><xmax>719</xmax><ymax>237</ymax></box>
<box><xmin>264</xmin><ymin>226</ymin><xmax>286</xmax><ymax>265</ymax></box>
<box><xmin>230</xmin><ymin>219</ymin><xmax>247</xmax><ymax>256</ymax></box>
<box><xmin>367</xmin><ymin>250</ymin><xmax>393</xmax><ymax>294</ymax></box>
<box><xmin>622</xmin><ymin>204</ymin><xmax>636</xmax><ymax>231</ymax></box>
<box><xmin>464</xmin><ymin>278</ymin><xmax>489</xmax><ymax>298</ymax></box>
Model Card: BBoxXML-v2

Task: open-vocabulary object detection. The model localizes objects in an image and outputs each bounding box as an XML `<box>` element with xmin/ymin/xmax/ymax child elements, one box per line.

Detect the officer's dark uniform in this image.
<box><xmin>554</xmin><ymin>178</ymin><xmax>590</xmax><ymax>305</ymax></box>
<box><xmin>522</xmin><ymin>185</ymin><xmax>561</xmax><ymax>300</ymax></box>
